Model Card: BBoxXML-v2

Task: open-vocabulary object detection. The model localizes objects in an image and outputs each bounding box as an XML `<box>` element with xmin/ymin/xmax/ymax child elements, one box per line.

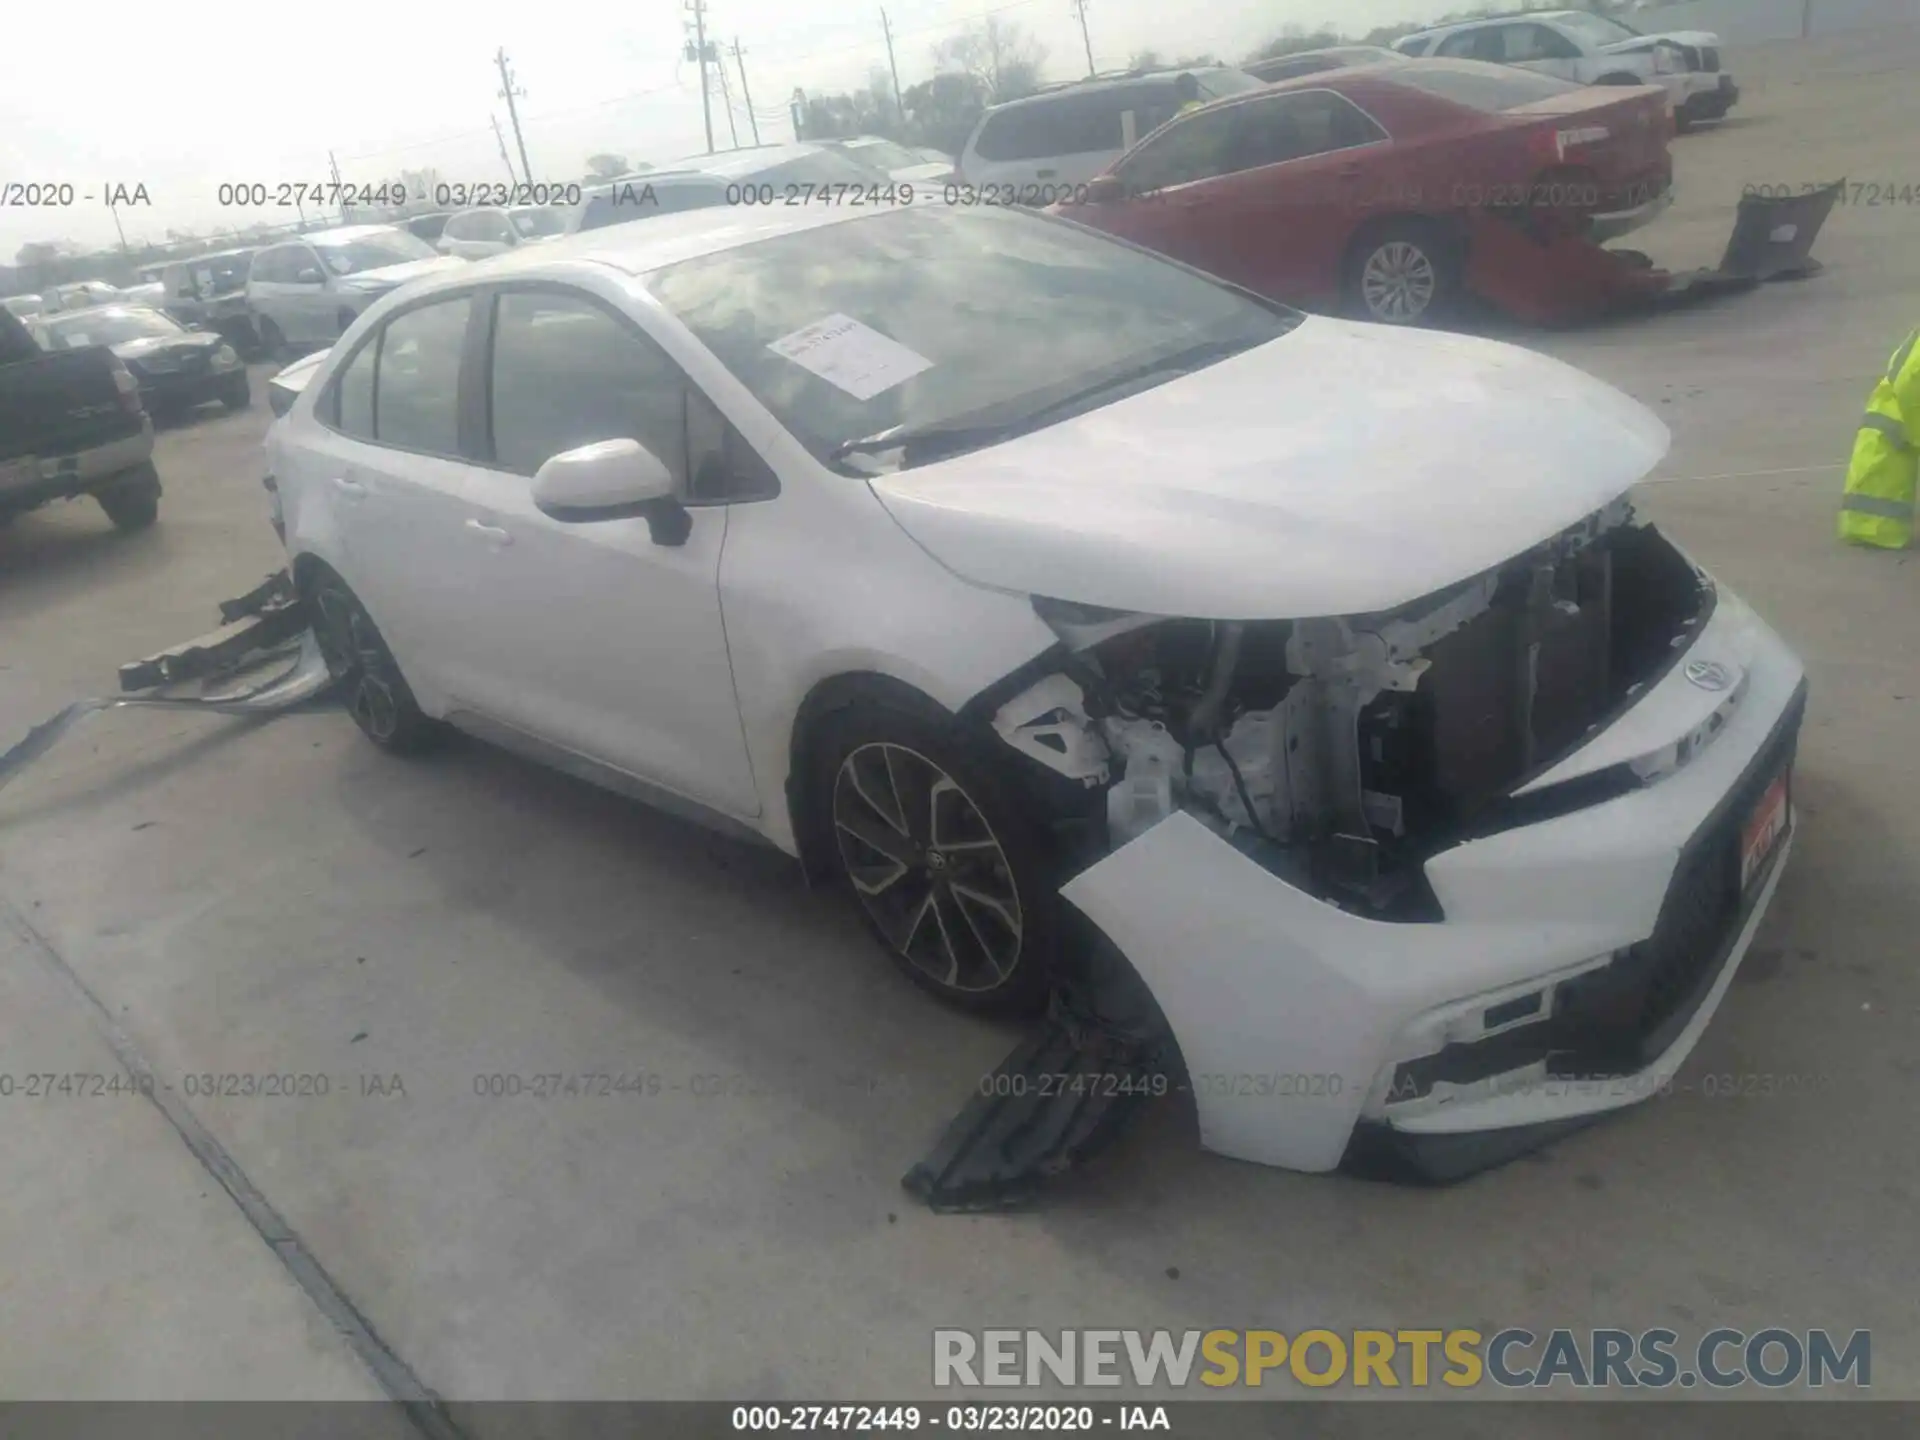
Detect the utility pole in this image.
<box><xmin>109</xmin><ymin>203</ymin><xmax>128</xmax><ymax>252</ymax></box>
<box><xmin>1071</xmin><ymin>0</ymin><xmax>1095</xmax><ymax>76</ymax></box>
<box><xmin>495</xmin><ymin>49</ymin><xmax>535</xmax><ymax>187</ymax></box>
<box><xmin>732</xmin><ymin>38</ymin><xmax>762</xmax><ymax>145</ymax></box>
<box><xmin>790</xmin><ymin>88</ymin><xmax>806</xmax><ymax>143</ymax></box>
<box><xmin>1800</xmin><ymin>0</ymin><xmax>1814</xmax><ymax>38</ymax></box>
<box><xmin>685</xmin><ymin>0</ymin><xmax>715</xmax><ymax>154</ymax></box>
<box><xmin>490</xmin><ymin>114</ymin><xmax>520</xmax><ymax>185</ymax></box>
<box><xmin>714</xmin><ymin>40</ymin><xmax>741</xmax><ymax>147</ymax></box>
<box><xmin>329</xmin><ymin>149</ymin><xmax>348</xmax><ymax>221</ymax></box>
<box><xmin>880</xmin><ymin>9</ymin><xmax>905</xmax><ymax>126</ymax></box>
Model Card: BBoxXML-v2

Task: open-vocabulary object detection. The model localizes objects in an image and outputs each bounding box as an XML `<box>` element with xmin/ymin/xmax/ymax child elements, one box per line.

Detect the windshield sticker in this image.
<box><xmin>767</xmin><ymin>314</ymin><xmax>932</xmax><ymax>401</ymax></box>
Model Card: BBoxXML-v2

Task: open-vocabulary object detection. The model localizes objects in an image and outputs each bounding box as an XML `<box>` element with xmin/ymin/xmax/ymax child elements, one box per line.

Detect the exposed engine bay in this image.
<box><xmin>993</xmin><ymin>500</ymin><xmax>1713</xmax><ymax>916</ymax></box>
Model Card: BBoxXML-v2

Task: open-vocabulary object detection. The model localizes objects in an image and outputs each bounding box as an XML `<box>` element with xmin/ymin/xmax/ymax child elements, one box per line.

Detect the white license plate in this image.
<box><xmin>1739</xmin><ymin>769</ymin><xmax>1790</xmax><ymax>894</ymax></box>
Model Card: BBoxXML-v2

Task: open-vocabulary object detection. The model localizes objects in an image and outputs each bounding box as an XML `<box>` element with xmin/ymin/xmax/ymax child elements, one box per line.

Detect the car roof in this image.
<box><xmin>1403</xmin><ymin>10</ymin><xmax>1584</xmax><ymax>39</ymax></box>
<box><xmin>164</xmin><ymin>246</ymin><xmax>258</xmax><ymax>265</ymax></box>
<box><xmin>399</xmin><ymin>202</ymin><xmax>892</xmax><ymax>293</ymax></box>
<box><xmin>41</xmin><ymin>303</ymin><xmax>159</xmax><ymax>322</ymax></box>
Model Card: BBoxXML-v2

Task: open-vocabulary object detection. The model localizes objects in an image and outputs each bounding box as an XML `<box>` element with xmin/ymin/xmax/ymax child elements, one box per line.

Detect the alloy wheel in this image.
<box><xmin>311</xmin><ymin>583</ymin><xmax>402</xmax><ymax>743</ymax></box>
<box><xmin>1361</xmin><ymin>240</ymin><xmax>1437</xmax><ymax>322</ymax></box>
<box><xmin>831</xmin><ymin>742</ymin><xmax>1024</xmax><ymax>995</ymax></box>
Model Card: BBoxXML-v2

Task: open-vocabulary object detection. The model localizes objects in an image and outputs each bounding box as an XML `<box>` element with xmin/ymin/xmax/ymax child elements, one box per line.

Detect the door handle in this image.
<box><xmin>464</xmin><ymin>518</ymin><xmax>512</xmax><ymax>546</ymax></box>
<box><xmin>332</xmin><ymin>476</ymin><xmax>367</xmax><ymax>499</ymax></box>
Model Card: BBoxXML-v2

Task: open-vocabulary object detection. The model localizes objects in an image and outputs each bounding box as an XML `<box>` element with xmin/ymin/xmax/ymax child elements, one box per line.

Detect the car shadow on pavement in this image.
<box><xmin>0</xmin><ymin>510</ymin><xmax>168</xmax><ymax>597</ymax></box>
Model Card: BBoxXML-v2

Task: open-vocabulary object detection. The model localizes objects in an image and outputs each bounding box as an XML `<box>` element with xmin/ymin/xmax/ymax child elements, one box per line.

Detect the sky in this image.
<box><xmin>0</xmin><ymin>0</ymin><xmax>1455</xmax><ymax>259</ymax></box>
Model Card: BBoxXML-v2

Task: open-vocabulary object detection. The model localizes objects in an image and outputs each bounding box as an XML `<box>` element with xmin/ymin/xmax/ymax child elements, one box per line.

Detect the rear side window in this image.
<box><xmin>373</xmin><ymin>297</ymin><xmax>471</xmax><ymax>454</ymax></box>
<box><xmin>1436</xmin><ymin>27</ymin><xmax>1504</xmax><ymax>61</ymax></box>
<box><xmin>1390</xmin><ymin>62</ymin><xmax>1583</xmax><ymax>111</ymax></box>
<box><xmin>335</xmin><ymin>343</ymin><xmax>375</xmax><ymax>440</ymax></box>
<box><xmin>486</xmin><ymin>290</ymin><xmax>687</xmax><ymax>483</ymax></box>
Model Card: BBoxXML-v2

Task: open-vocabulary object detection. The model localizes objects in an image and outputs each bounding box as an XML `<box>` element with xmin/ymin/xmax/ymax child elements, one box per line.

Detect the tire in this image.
<box><xmin>256</xmin><ymin>315</ymin><xmax>285</xmax><ymax>361</ymax></box>
<box><xmin>1595</xmin><ymin>72</ymin><xmax>1641</xmax><ymax>85</ymax></box>
<box><xmin>97</xmin><ymin>475</ymin><xmax>159</xmax><ymax>531</ymax></box>
<box><xmin>223</xmin><ymin>375</ymin><xmax>252</xmax><ymax>411</ymax></box>
<box><xmin>1344</xmin><ymin>220</ymin><xmax>1459</xmax><ymax>326</ymax></box>
<box><xmin>812</xmin><ymin>700</ymin><xmax>1057</xmax><ymax>1016</ymax></box>
<box><xmin>336</xmin><ymin>308</ymin><xmax>357</xmax><ymax>337</ymax></box>
<box><xmin>302</xmin><ymin>570</ymin><xmax>444</xmax><ymax>755</ymax></box>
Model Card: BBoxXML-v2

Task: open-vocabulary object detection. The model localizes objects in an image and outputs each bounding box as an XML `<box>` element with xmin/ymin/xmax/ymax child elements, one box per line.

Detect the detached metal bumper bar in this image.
<box><xmin>0</xmin><ymin>570</ymin><xmax>332</xmax><ymax>799</ymax></box>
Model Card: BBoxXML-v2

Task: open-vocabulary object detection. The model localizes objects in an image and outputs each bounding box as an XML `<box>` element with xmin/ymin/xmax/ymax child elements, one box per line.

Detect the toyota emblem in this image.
<box><xmin>1685</xmin><ymin>659</ymin><xmax>1734</xmax><ymax>692</ymax></box>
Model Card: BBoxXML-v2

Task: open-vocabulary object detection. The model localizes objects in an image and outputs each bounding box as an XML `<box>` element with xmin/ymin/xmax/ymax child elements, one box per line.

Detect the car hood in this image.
<box><xmin>866</xmin><ymin>317</ymin><xmax>1670</xmax><ymax>620</ymax></box>
<box><xmin>337</xmin><ymin>255</ymin><xmax>467</xmax><ymax>290</ymax></box>
<box><xmin>111</xmin><ymin>333</ymin><xmax>223</xmax><ymax>361</ymax></box>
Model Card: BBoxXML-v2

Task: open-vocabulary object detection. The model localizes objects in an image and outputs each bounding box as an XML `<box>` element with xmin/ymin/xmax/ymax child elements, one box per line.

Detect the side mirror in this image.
<box><xmin>1083</xmin><ymin>174</ymin><xmax>1126</xmax><ymax>205</ymax></box>
<box><xmin>296</xmin><ymin>267</ymin><xmax>326</xmax><ymax>285</ymax></box>
<box><xmin>186</xmin><ymin>321</ymin><xmax>204</xmax><ymax>331</ymax></box>
<box><xmin>532</xmin><ymin>438</ymin><xmax>689</xmax><ymax>545</ymax></box>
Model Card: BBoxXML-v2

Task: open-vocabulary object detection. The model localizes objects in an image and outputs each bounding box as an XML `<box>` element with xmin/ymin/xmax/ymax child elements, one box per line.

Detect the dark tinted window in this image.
<box><xmin>685</xmin><ymin>386</ymin><xmax>779</xmax><ymax>503</ymax></box>
<box><xmin>1232</xmin><ymin>91</ymin><xmax>1387</xmax><ymax>169</ymax></box>
<box><xmin>1395</xmin><ymin>35</ymin><xmax>1434</xmax><ymax>56</ymax></box>
<box><xmin>1114</xmin><ymin>106</ymin><xmax>1239</xmax><ymax>191</ymax></box>
<box><xmin>1504</xmin><ymin>23</ymin><xmax>1583</xmax><ymax>61</ymax></box>
<box><xmin>487</xmin><ymin>291</ymin><xmax>687</xmax><ymax>482</ymax></box>
<box><xmin>373</xmin><ymin>297</ymin><xmax>470</xmax><ymax>453</ymax></box>
<box><xmin>1436</xmin><ymin>27</ymin><xmax>1504</xmax><ymax>61</ymax></box>
<box><xmin>974</xmin><ymin>91</ymin><xmax>1129</xmax><ymax>161</ymax></box>
<box><xmin>1389</xmin><ymin>62</ymin><xmax>1583</xmax><ymax>110</ymax></box>
<box><xmin>335</xmin><ymin>342</ymin><xmax>375</xmax><ymax>439</ymax></box>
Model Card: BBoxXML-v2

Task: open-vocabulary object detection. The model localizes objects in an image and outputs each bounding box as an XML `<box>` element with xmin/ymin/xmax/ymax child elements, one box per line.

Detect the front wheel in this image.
<box><xmin>815</xmin><ymin>702</ymin><xmax>1056</xmax><ymax>1016</ymax></box>
<box><xmin>1344</xmin><ymin>221</ymin><xmax>1459</xmax><ymax>325</ymax></box>
<box><xmin>255</xmin><ymin>315</ymin><xmax>285</xmax><ymax>361</ymax></box>
<box><xmin>222</xmin><ymin>374</ymin><xmax>252</xmax><ymax>411</ymax></box>
<box><xmin>304</xmin><ymin>571</ymin><xmax>444</xmax><ymax>755</ymax></box>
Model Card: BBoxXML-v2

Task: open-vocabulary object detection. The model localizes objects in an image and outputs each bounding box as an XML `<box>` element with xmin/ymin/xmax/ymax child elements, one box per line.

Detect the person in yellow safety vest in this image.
<box><xmin>1838</xmin><ymin>327</ymin><xmax>1919</xmax><ymax>548</ymax></box>
<box><xmin>1175</xmin><ymin>72</ymin><xmax>1204</xmax><ymax>115</ymax></box>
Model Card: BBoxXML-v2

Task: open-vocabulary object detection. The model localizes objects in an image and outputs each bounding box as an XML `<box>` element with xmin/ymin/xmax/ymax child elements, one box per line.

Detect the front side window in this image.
<box><xmin>1507</xmin><ymin>24</ymin><xmax>1584</xmax><ymax>61</ymax></box>
<box><xmin>1115</xmin><ymin>107</ymin><xmax>1239</xmax><ymax>191</ymax></box>
<box><xmin>648</xmin><ymin>205</ymin><xmax>1297</xmax><ymax>475</ymax></box>
<box><xmin>1436</xmin><ymin>27</ymin><xmax>1501</xmax><ymax>61</ymax></box>
<box><xmin>486</xmin><ymin>290</ymin><xmax>687</xmax><ymax>483</ymax></box>
<box><xmin>372</xmin><ymin>296</ymin><xmax>471</xmax><ymax>453</ymax></box>
<box><xmin>335</xmin><ymin>341</ymin><xmax>376</xmax><ymax>440</ymax></box>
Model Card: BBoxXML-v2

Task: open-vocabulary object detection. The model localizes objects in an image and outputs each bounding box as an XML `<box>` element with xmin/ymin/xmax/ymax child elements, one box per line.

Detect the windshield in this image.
<box><xmin>314</xmin><ymin>230</ymin><xmax>436</xmax><ymax>275</ymax></box>
<box><xmin>1555</xmin><ymin>12</ymin><xmax>1640</xmax><ymax>44</ymax></box>
<box><xmin>3</xmin><ymin>295</ymin><xmax>44</xmax><ymax>317</ymax></box>
<box><xmin>844</xmin><ymin>139</ymin><xmax>924</xmax><ymax>172</ymax></box>
<box><xmin>168</xmin><ymin>254</ymin><xmax>252</xmax><ymax>296</ymax></box>
<box><xmin>649</xmin><ymin>206</ymin><xmax>1297</xmax><ymax>474</ymax></box>
<box><xmin>509</xmin><ymin>205</ymin><xmax>568</xmax><ymax>238</ymax></box>
<box><xmin>35</xmin><ymin>307</ymin><xmax>184</xmax><ymax>349</ymax></box>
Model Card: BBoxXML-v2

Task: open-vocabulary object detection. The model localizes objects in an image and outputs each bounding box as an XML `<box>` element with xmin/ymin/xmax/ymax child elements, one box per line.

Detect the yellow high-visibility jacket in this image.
<box><xmin>1838</xmin><ymin>328</ymin><xmax>1919</xmax><ymax>549</ymax></box>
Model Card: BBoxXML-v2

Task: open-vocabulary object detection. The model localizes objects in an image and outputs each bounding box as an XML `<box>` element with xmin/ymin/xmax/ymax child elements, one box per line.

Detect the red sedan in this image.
<box><xmin>1050</xmin><ymin>59</ymin><xmax>1674</xmax><ymax>325</ymax></box>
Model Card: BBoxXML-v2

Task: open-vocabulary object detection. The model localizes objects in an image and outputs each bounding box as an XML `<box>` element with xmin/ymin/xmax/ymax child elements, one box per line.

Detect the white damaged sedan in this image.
<box><xmin>264</xmin><ymin>200</ymin><xmax>1803</xmax><ymax>1201</ymax></box>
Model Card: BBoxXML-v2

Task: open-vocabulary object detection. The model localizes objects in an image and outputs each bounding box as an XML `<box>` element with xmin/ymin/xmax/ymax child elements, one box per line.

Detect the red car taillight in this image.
<box><xmin>109</xmin><ymin>358</ymin><xmax>145</xmax><ymax>416</ymax></box>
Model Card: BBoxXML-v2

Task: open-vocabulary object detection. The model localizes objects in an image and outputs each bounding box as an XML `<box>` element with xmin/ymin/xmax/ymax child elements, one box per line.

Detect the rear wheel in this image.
<box><xmin>1344</xmin><ymin>220</ymin><xmax>1459</xmax><ymax>325</ymax></box>
<box><xmin>303</xmin><ymin>571</ymin><xmax>444</xmax><ymax>755</ymax></box>
<box><xmin>814</xmin><ymin>700</ymin><xmax>1056</xmax><ymax>1016</ymax></box>
<box><xmin>222</xmin><ymin>374</ymin><xmax>252</xmax><ymax>410</ymax></box>
<box><xmin>256</xmin><ymin>315</ymin><xmax>285</xmax><ymax>361</ymax></box>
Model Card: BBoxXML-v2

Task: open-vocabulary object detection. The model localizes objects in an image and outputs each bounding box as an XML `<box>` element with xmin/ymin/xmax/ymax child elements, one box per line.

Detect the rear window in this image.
<box><xmin>1388</xmin><ymin>61</ymin><xmax>1584</xmax><ymax>111</ymax></box>
<box><xmin>1394</xmin><ymin>36</ymin><xmax>1435</xmax><ymax>56</ymax></box>
<box><xmin>574</xmin><ymin>179</ymin><xmax>726</xmax><ymax>233</ymax></box>
<box><xmin>1195</xmin><ymin>68</ymin><xmax>1266</xmax><ymax>100</ymax></box>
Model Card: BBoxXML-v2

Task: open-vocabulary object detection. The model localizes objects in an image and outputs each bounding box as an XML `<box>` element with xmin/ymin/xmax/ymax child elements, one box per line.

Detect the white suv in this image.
<box><xmin>956</xmin><ymin>67</ymin><xmax>1267</xmax><ymax>198</ymax></box>
<box><xmin>1394</xmin><ymin>11</ymin><xmax>1738</xmax><ymax>130</ymax></box>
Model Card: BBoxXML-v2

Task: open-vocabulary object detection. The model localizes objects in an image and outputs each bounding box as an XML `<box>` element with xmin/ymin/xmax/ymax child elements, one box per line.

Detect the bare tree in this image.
<box><xmin>934</xmin><ymin>17</ymin><xmax>1047</xmax><ymax>101</ymax></box>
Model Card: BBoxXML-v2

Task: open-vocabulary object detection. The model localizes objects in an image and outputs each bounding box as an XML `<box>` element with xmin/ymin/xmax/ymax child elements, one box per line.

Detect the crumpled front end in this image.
<box><xmin>924</xmin><ymin>502</ymin><xmax>1805</xmax><ymax>1196</ymax></box>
